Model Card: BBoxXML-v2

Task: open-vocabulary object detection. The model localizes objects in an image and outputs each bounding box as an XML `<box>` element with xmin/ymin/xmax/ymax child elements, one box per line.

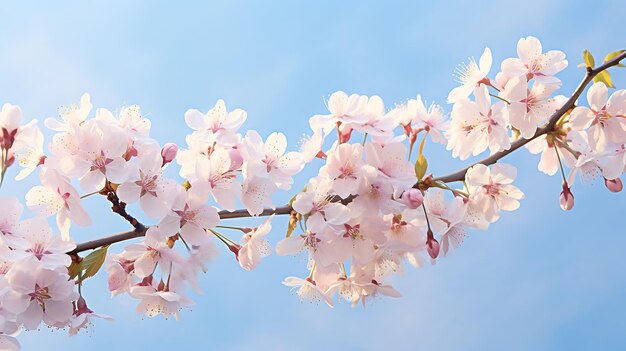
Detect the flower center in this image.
<box><xmin>26</xmin><ymin>242</ymin><xmax>52</xmax><ymax>260</ymax></box>
<box><xmin>454</xmin><ymin>58</ymin><xmax>479</xmax><ymax>85</ymax></box>
<box><xmin>29</xmin><ymin>284</ymin><xmax>51</xmax><ymax>304</ymax></box>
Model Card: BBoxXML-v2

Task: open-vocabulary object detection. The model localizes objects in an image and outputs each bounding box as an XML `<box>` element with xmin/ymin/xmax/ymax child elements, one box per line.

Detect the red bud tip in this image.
<box><xmin>559</xmin><ymin>183</ymin><xmax>574</xmax><ymax>211</ymax></box>
<box><xmin>605</xmin><ymin>177</ymin><xmax>623</xmax><ymax>193</ymax></box>
<box><xmin>426</xmin><ymin>236</ymin><xmax>440</xmax><ymax>259</ymax></box>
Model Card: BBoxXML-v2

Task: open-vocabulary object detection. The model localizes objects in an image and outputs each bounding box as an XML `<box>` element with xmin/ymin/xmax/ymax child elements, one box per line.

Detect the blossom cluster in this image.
<box><xmin>0</xmin><ymin>35</ymin><xmax>624</xmax><ymax>349</ymax></box>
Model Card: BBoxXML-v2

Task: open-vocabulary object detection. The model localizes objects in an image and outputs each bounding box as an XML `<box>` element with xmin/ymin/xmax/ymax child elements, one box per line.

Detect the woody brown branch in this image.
<box><xmin>68</xmin><ymin>50</ymin><xmax>626</xmax><ymax>255</ymax></box>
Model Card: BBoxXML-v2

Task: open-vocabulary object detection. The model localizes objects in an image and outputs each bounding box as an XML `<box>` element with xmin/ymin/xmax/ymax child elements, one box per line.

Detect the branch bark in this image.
<box><xmin>69</xmin><ymin>50</ymin><xmax>626</xmax><ymax>255</ymax></box>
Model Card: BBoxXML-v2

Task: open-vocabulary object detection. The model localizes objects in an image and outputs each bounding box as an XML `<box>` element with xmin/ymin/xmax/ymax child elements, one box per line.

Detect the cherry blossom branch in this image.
<box><xmin>106</xmin><ymin>191</ymin><xmax>146</xmax><ymax>232</ymax></box>
<box><xmin>434</xmin><ymin>50</ymin><xmax>626</xmax><ymax>183</ymax></box>
<box><xmin>69</xmin><ymin>205</ymin><xmax>293</xmax><ymax>254</ymax></box>
<box><xmin>69</xmin><ymin>50</ymin><xmax>625</xmax><ymax>255</ymax></box>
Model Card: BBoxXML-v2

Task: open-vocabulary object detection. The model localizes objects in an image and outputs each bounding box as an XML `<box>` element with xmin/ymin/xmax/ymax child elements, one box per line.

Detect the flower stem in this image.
<box><xmin>554</xmin><ymin>145</ymin><xmax>568</xmax><ymax>186</ymax></box>
<box><xmin>489</xmin><ymin>93</ymin><xmax>510</xmax><ymax>104</ymax></box>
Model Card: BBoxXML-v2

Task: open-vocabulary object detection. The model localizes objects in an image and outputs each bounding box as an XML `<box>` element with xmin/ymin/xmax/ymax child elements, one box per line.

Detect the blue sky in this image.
<box><xmin>1</xmin><ymin>1</ymin><xmax>625</xmax><ymax>350</ymax></box>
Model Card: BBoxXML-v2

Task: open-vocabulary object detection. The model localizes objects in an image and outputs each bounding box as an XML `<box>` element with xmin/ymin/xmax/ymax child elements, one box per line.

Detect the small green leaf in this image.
<box><xmin>593</xmin><ymin>70</ymin><xmax>616</xmax><ymax>88</ymax></box>
<box><xmin>78</xmin><ymin>245</ymin><xmax>110</xmax><ymax>283</ymax></box>
<box><xmin>414</xmin><ymin>154</ymin><xmax>428</xmax><ymax>180</ymax></box>
<box><xmin>583</xmin><ymin>49</ymin><xmax>595</xmax><ymax>68</ymax></box>
<box><xmin>67</xmin><ymin>260</ymin><xmax>82</xmax><ymax>280</ymax></box>
<box><xmin>604</xmin><ymin>50</ymin><xmax>626</xmax><ymax>68</ymax></box>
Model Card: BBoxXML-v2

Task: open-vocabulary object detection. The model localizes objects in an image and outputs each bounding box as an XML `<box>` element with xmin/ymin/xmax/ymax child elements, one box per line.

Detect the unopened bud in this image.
<box><xmin>402</xmin><ymin>188</ymin><xmax>424</xmax><ymax>209</ymax></box>
<box><xmin>426</xmin><ymin>229</ymin><xmax>440</xmax><ymax>259</ymax></box>
<box><xmin>604</xmin><ymin>177</ymin><xmax>623</xmax><ymax>193</ymax></box>
<box><xmin>426</xmin><ymin>236</ymin><xmax>440</xmax><ymax>259</ymax></box>
<box><xmin>161</xmin><ymin>143</ymin><xmax>178</xmax><ymax>166</ymax></box>
<box><xmin>559</xmin><ymin>183</ymin><xmax>574</xmax><ymax>211</ymax></box>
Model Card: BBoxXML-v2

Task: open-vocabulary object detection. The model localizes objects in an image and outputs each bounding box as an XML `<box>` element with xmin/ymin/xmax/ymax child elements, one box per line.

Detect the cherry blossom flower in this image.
<box><xmin>569</xmin><ymin>83</ymin><xmax>626</xmax><ymax>152</ymax></box>
<box><xmin>319</xmin><ymin>143</ymin><xmax>366</xmax><ymax>198</ymax></box>
<box><xmin>298</xmin><ymin>128</ymin><xmax>325</xmax><ymax>163</ymax></box>
<box><xmin>500</xmin><ymin>77</ymin><xmax>562</xmax><ymax>139</ymax></box>
<box><xmin>242</xmin><ymin>130</ymin><xmax>303</xmax><ymax>190</ymax></box>
<box><xmin>117</xmin><ymin>151</ymin><xmax>176</xmax><ymax>218</ymax></box>
<box><xmin>309</xmin><ymin>91</ymin><xmax>368</xmax><ymax>135</ymax></box>
<box><xmin>400</xmin><ymin>95</ymin><xmax>449</xmax><ymax>144</ymax></box>
<box><xmin>238</xmin><ymin>215</ymin><xmax>274</xmax><ymax>271</ymax></box>
<box><xmin>465</xmin><ymin>163</ymin><xmax>524</xmax><ymax>223</ymax></box>
<box><xmin>291</xmin><ymin>177</ymin><xmax>351</xmax><ymax>233</ymax></box>
<box><xmin>349</xmin><ymin>95</ymin><xmax>397</xmax><ymax>139</ymax></box>
<box><xmin>349</xmin><ymin>167</ymin><xmax>404</xmax><ymax>215</ymax></box>
<box><xmin>106</xmin><ymin>254</ymin><xmax>136</xmax><ymax>296</ymax></box>
<box><xmin>62</xmin><ymin>121</ymin><xmax>128</xmax><ymax>192</ymax></box>
<box><xmin>3</xmin><ymin>218</ymin><xmax>75</xmax><ymax>269</ymax></box>
<box><xmin>25</xmin><ymin>168</ymin><xmax>91</xmax><ymax>240</ymax></box>
<box><xmin>501</xmin><ymin>36</ymin><xmax>567</xmax><ymax>85</ymax></box>
<box><xmin>158</xmin><ymin>186</ymin><xmax>219</xmax><ymax>245</ymax></box>
<box><xmin>282</xmin><ymin>276</ymin><xmax>334</xmax><ymax>307</ymax></box>
<box><xmin>13</xmin><ymin>125</ymin><xmax>44</xmax><ymax>181</ymax></box>
<box><xmin>184</xmin><ymin>100</ymin><xmax>246</xmax><ymax>144</ymax></box>
<box><xmin>600</xmin><ymin>142</ymin><xmax>626</xmax><ymax>180</ymax></box>
<box><xmin>447</xmin><ymin>47</ymin><xmax>492</xmax><ymax>103</ymax></box>
<box><xmin>130</xmin><ymin>282</ymin><xmax>193</xmax><ymax>320</ymax></box>
<box><xmin>96</xmin><ymin>105</ymin><xmax>151</xmax><ymax>141</ymax></box>
<box><xmin>192</xmin><ymin>147</ymin><xmax>241</xmax><ymax>212</ymax></box>
<box><xmin>276</xmin><ymin>229</ymin><xmax>351</xmax><ymax>268</ymax></box>
<box><xmin>447</xmin><ymin>86</ymin><xmax>511</xmax><ymax>160</ymax></box>
<box><xmin>1</xmin><ymin>104</ymin><xmax>38</xmax><ymax>152</ymax></box>
<box><xmin>68</xmin><ymin>296</ymin><xmax>113</xmax><ymax>336</ymax></box>
<box><xmin>122</xmin><ymin>227</ymin><xmax>184</xmax><ymax>279</ymax></box>
<box><xmin>241</xmin><ymin>176</ymin><xmax>277</xmax><ymax>216</ymax></box>
<box><xmin>45</xmin><ymin>93</ymin><xmax>93</xmax><ymax>132</ymax></box>
<box><xmin>3</xmin><ymin>266</ymin><xmax>77</xmax><ymax>330</ymax></box>
<box><xmin>364</xmin><ymin>141</ymin><xmax>416</xmax><ymax>192</ymax></box>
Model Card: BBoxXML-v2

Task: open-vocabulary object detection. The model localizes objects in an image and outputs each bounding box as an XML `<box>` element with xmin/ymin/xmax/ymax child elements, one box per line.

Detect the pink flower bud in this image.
<box><xmin>402</xmin><ymin>188</ymin><xmax>424</xmax><ymax>209</ymax></box>
<box><xmin>559</xmin><ymin>183</ymin><xmax>574</xmax><ymax>211</ymax></box>
<box><xmin>604</xmin><ymin>177</ymin><xmax>623</xmax><ymax>193</ymax></box>
<box><xmin>161</xmin><ymin>143</ymin><xmax>178</xmax><ymax>166</ymax></box>
<box><xmin>426</xmin><ymin>230</ymin><xmax>440</xmax><ymax>259</ymax></box>
<box><xmin>426</xmin><ymin>237</ymin><xmax>440</xmax><ymax>259</ymax></box>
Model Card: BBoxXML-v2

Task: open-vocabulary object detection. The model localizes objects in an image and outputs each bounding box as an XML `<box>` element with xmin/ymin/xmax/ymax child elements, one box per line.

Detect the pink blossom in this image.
<box><xmin>447</xmin><ymin>47</ymin><xmax>492</xmax><ymax>103</ymax></box>
<box><xmin>3</xmin><ymin>218</ymin><xmax>75</xmax><ymax>269</ymax></box>
<box><xmin>569</xmin><ymin>83</ymin><xmax>626</xmax><ymax>152</ymax></box>
<box><xmin>447</xmin><ymin>86</ymin><xmax>511</xmax><ymax>160</ymax></box>
<box><xmin>4</xmin><ymin>266</ymin><xmax>77</xmax><ymax>330</ymax></box>
<box><xmin>465</xmin><ymin>163</ymin><xmax>524</xmax><ymax>223</ymax></box>
<box><xmin>501</xmin><ymin>36</ymin><xmax>567</xmax><ymax>85</ymax></box>
<box><xmin>282</xmin><ymin>276</ymin><xmax>334</xmax><ymax>307</ymax></box>
<box><xmin>25</xmin><ymin>168</ymin><xmax>91</xmax><ymax>240</ymax></box>
<box><xmin>238</xmin><ymin>215</ymin><xmax>274</xmax><ymax>271</ymax></box>
<box><xmin>158</xmin><ymin>186</ymin><xmax>219</xmax><ymax>245</ymax></box>
<box><xmin>184</xmin><ymin>99</ymin><xmax>246</xmax><ymax>144</ymax></box>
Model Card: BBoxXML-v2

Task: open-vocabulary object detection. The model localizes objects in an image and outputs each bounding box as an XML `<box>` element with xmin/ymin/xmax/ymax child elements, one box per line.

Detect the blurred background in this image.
<box><xmin>1</xmin><ymin>1</ymin><xmax>625</xmax><ymax>350</ymax></box>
